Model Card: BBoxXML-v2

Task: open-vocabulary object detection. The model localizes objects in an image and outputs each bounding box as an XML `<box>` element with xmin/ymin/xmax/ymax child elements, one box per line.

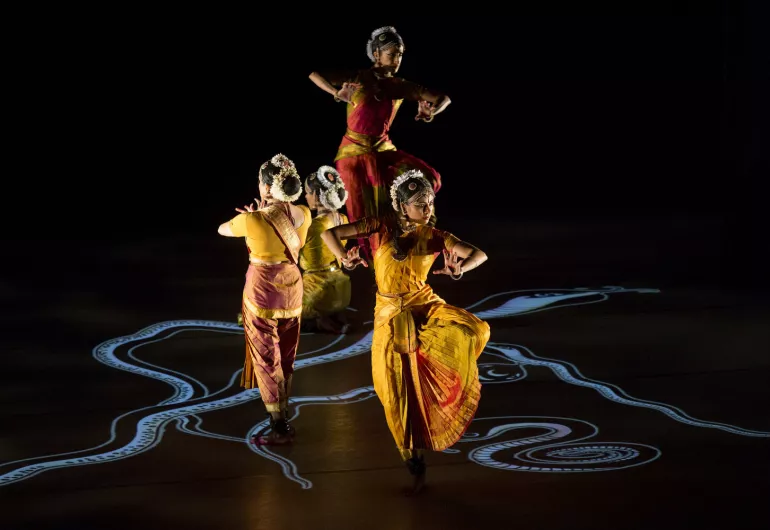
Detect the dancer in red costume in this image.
<box><xmin>309</xmin><ymin>25</ymin><xmax>451</xmax><ymax>261</ymax></box>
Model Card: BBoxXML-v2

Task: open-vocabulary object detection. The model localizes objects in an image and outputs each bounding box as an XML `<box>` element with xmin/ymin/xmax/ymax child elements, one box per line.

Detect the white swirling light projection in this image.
<box><xmin>1</xmin><ymin>287</ymin><xmax>767</xmax><ymax>488</ymax></box>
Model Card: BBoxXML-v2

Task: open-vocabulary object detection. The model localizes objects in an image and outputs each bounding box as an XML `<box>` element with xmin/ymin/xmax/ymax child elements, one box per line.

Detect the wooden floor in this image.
<box><xmin>2</xmin><ymin>214</ymin><xmax>769</xmax><ymax>529</ymax></box>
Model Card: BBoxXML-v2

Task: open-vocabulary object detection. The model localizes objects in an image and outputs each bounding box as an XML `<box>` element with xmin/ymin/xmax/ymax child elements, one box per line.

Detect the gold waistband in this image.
<box><xmin>377</xmin><ymin>291</ymin><xmax>412</xmax><ymax>299</ymax></box>
<box><xmin>335</xmin><ymin>129</ymin><xmax>397</xmax><ymax>161</ymax></box>
<box><xmin>344</xmin><ymin>128</ymin><xmax>388</xmax><ymax>147</ymax></box>
<box><xmin>249</xmin><ymin>257</ymin><xmax>287</xmax><ymax>266</ymax></box>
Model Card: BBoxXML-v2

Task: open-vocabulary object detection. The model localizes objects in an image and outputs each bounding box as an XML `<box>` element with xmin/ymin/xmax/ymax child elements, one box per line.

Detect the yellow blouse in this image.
<box><xmin>350</xmin><ymin>217</ymin><xmax>460</xmax><ymax>295</ymax></box>
<box><xmin>229</xmin><ymin>205</ymin><xmax>311</xmax><ymax>262</ymax></box>
<box><xmin>299</xmin><ymin>212</ymin><xmax>349</xmax><ymax>272</ymax></box>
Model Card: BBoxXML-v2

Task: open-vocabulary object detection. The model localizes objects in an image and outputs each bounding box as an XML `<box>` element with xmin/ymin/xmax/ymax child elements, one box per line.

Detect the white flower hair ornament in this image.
<box><xmin>390</xmin><ymin>169</ymin><xmax>431</xmax><ymax>211</ymax></box>
<box><xmin>315</xmin><ymin>165</ymin><xmax>348</xmax><ymax>210</ymax></box>
<box><xmin>315</xmin><ymin>165</ymin><xmax>340</xmax><ymax>190</ymax></box>
<box><xmin>366</xmin><ymin>26</ymin><xmax>401</xmax><ymax>62</ymax></box>
<box><xmin>271</xmin><ymin>153</ymin><xmax>293</xmax><ymax>169</ymax></box>
<box><xmin>263</xmin><ymin>153</ymin><xmax>302</xmax><ymax>203</ymax></box>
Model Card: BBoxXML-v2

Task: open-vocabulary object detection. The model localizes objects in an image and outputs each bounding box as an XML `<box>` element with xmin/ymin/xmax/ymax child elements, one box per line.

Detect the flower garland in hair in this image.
<box><xmin>314</xmin><ymin>165</ymin><xmax>348</xmax><ymax>211</ymax></box>
<box><xmin>390</xmin><ymin>169</ymin><xmax>430</xmax><ymax>211</ymax></box>
<box><xmin>366</xmin><ymin>26</ymin><xmax>399</xmax><ymax>62</ymax></box>
<box><xmin>265</xmin><ymin>153</ymin><xmax>302</xmax><ymax>203</ymax></box>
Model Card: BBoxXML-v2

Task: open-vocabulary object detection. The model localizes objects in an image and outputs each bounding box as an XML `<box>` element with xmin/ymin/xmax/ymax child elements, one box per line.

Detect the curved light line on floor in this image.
<box><xmin>487</xmin><ymin>344</ymin><xmax>770</xmax><ymax>438</ymax></box>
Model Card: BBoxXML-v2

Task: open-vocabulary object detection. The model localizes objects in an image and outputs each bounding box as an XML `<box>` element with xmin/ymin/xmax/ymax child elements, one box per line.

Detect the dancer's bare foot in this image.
<box><xmin>406</xmin><ymin>472</ymin><xmax>426</xmax><ymax>496</ymax></box>
<box><xmin>252</xmin><ymin>431</ymin><xmax>293</xmax><ymax>446</ymax></box>
<box><xmin>251</xmin><ymin>417</ymin><xmax>294</xmax><ymax>446</ymax></box>
<box><xmin>404</xmin><ymin>455</ymin><xmax>426</xmax><ymax>496</ymax></box>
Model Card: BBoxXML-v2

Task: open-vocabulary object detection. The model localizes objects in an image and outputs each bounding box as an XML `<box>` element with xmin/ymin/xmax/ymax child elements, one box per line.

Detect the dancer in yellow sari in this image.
<box><xmin>322</xmin><ymin>170</ymin><xmax>489</xmax><ymax>493</ymax></box>
<box><xmin>218</xmin><ymin>154</ymin><xmax>311</xmax><ymax>445</ymax></box>
<box><xmin>300</xmin><ymin>165</ymin><xmax>352</xmax><ymax>334</ymax></box>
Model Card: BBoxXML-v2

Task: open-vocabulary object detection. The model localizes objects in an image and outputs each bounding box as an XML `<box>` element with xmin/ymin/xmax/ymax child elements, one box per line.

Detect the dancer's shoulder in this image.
<box><xmin>351</xmin><ymin>216</ymin><xmax>384</xmax><ymax>234</ymax></box>
<box><xmin>295</xmin><ymin>204</ymin><xmax>312</xmax><ymax>223</ymax></box>
<box><xmin>311</xmin><ymin>212</ymin><xmax>336</xmax><ymax>230</ymax></box>
<box><xmin>321</xmin><ymin>68</ymin><xmax>363</xmax><ymax>85</ymax></box>
<box><xmin>424</xmin><ymin>226</ymin><xmax>461</xmax><ymax>252</ymax></box>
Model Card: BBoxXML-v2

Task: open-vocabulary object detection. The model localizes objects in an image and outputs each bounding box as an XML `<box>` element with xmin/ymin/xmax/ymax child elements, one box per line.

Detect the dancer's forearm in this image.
<box><xmin>321</xmin><ymin>227</ymin><xmax>347</xmax><ymax>261</ymax></box>
<box><xmin>430</xmin><ymin>94</ymin><xmax>451</xmax><ymax>116</ymax></box>
<box><xmin>459</xmin><ymin>248</ymin><xmax>487</xmax><ymax>274</ymax></box>
<box><xmin>419</xmin><ymin>87</ymin><xmax>451</xmax><ymax>116</ymax></box>
<box><xmin>309</xmin><ymin>72</ymin><xmax>338</xmax><ymax>98</ymax></box>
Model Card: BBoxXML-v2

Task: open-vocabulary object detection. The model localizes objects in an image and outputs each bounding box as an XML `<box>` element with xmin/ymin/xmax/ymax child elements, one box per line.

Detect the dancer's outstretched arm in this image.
<box><xmin>218</xmin><ymin>201</ymin><xmax>258</xmax><ymax>237</ymax></box>
<box><xmin>433</xmin><ymin>240</ymin><xmax>487</xmax><ymax>278</ymax></box>
<box><xmin>309</xmin><ymin>71</ymin><xmax>361</xmax><ymax>105</ymax></box>
<box><xmin>419</xmin><ymin>87</ymin><xmax>452</xmax><ymax>117</ymax></box>
<box><xmin>322</xmin><ymin>222</ymin><xmax>372</xmax><ymax>270</ymax></box>
<box><xmin>398</xmin><ymin>82</ymin><xmax>450</xmax><ymax>121</ymax></box>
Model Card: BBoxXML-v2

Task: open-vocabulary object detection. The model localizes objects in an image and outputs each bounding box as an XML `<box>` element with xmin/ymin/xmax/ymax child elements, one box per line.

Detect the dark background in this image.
<box><xmin>5</xmin><ymin>6</ymin><xmax>768</xmax><ymax>283</ymax></box>
<box><xmin>2</xmin><ymin>8</ymin><xmax>769</xmax><ymax>528</ymax></box>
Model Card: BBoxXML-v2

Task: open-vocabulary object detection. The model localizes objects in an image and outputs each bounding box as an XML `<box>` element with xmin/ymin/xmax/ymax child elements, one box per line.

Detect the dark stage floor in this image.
<box><xmin>2</xmin><ymin>214</ymin><xmax>769</xmax><ymax>529</ymax></box>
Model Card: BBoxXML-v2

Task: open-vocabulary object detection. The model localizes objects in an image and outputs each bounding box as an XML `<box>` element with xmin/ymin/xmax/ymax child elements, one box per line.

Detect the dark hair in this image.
<box><xmin>259</xmin><ymin>158</ymin><xmax>302</xmax><ymax>199</ymax></box>
<box><xmin>306</xmin><ymin>172</ymin><xmax>347</xmax><ymax>207</ymax></box>
<box><xmin>374</xmin><ymin>31</ymin><xmax>403</xmax><ymax>54</ymax></box>
<box><xmin>390</xmin><ymin>173</ymin><xmax>434</xmax><ymax>261</ymax></box>
<box><xmin>394</xmin><ymin>175</ymin><xmax>433</xmax><ymax>209</ymax></box>
<box><xmin>305</xmin><ymin>166</ymin><xmax>348</xmax><ymax>210</ymax></box>
<box><xmin>368</xmin><ymin>27</ymin><xmax>405</xmax><ymax>62</ymax></box>
<box><xmin>304</xmin><ymin>172</ymin><xmax>324</xmax><ymax>194</ymax></box>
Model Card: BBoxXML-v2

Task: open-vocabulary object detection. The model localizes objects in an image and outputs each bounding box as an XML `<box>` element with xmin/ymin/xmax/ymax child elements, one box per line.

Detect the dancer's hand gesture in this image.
<box><xmin>235</xmin><ymin>198</ymin><xmax>260</xmax><ymax>213</ymax></box>
<box><xmin>341</xmin><ymin>246</ymin><xmax>368</xmax><ymax>270</ymax></box>
<box><xmin>336</xmin><ymin>82</ymin><xmax>362</xmax><ymax>106</ymax></box>
<box><xmin>415</xmin><ymin>100</ymin><xmax>434</xmax><ymax>122</ymax></box>
<box><xmin>433</xmin><ymin>249</ymin><xmax>462</xmax><ymax>278</ymax></box>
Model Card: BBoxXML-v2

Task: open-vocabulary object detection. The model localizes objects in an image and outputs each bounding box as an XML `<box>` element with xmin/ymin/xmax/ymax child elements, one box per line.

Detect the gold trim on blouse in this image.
<box><xmin>260</xmin><ymin>204</ymin><xmax>301</xmax><ymax>264</ymax></box>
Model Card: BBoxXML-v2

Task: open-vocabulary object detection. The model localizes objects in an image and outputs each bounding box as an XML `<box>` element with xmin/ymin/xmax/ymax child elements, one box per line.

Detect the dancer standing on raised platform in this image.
<box><xmin>309</xmin><ymin>25</ymin><xmax>451</xmax><ymax>261</ymax></box>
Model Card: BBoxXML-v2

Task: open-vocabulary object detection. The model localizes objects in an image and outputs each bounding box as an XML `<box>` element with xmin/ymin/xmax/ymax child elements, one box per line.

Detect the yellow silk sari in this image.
<box><xmin>299</xmin><ymin>213</ymin><xmax>351</xmax><ymax>319</ymax></box>
<box><xmin>352</xmin><ymin>217</ymin><xmax>490</xmax><ymax>452</ymax></box>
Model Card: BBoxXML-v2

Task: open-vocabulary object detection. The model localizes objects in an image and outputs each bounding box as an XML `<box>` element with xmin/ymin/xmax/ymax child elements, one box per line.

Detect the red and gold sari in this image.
<box><xmin>229</xmin><ymin>203</ymin><xmax>310</xmax><ymax>413</ymax></box>
<box><xmin>333</xmin><ymin>70</ymin><xmax>442</xmax><ymax>259</ymax></box>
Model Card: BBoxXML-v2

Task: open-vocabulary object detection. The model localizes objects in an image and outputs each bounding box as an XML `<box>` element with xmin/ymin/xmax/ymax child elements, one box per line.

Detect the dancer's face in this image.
<box><xmin>304</xmin><ymin>182</ymin><xmax>318</xmax><ymax>209</ymax></box>
<box><xmin>401</xmin><ymin>191</ymin><xmax>434</xmax><ymax>225</ymax></box>
<box><xmin>258</xmin><ymin>181</ymin><xmax>271</xmax><ymax>202</ymax></box>
<box><xmin>375</xmin><ymin>45</ymin><xmax>404</xmax><ymax>73</ymax></box>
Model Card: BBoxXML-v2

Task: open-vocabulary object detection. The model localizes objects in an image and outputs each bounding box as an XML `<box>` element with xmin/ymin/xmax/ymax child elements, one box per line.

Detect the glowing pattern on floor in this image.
<box><xmin>2</xmin><ymin>287</ymin><xmax>766</xmax><ymax>488</ymax></box>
